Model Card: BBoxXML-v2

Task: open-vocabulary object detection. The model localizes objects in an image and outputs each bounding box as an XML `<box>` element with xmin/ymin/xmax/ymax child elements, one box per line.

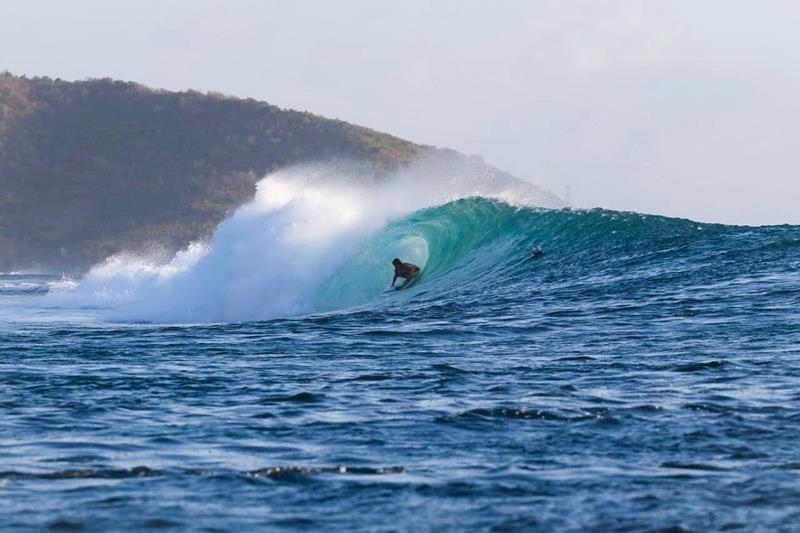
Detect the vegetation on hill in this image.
<box><xmin>0</xmin><ymin>73</ymin><xmax>425</xmax><ymax>272</ymax></box>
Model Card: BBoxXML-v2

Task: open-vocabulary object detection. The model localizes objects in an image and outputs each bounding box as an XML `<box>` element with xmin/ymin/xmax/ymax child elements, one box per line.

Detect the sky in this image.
<box><xmin>3</xmin><ymin>0</ymin><xmax>799</xmax><ymax>225</ymax></box>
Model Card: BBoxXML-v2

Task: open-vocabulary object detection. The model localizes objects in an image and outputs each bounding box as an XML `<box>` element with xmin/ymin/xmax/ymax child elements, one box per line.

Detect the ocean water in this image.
<box><xmin>1</xmin><ymin>174</ymin><xmax>799</xmax><ymax>531</ymax></box>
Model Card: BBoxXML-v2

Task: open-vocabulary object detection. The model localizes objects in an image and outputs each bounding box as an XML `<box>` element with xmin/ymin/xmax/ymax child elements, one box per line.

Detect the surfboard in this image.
<box><xmin>391</xmin><ymin>271</ymin><xmax>422</xmax><ymax>291</ymax></box>
<box><xmin>382</xmin><ymin>276</ymin><xmax>420</xmax><ymax>296</ymax></box>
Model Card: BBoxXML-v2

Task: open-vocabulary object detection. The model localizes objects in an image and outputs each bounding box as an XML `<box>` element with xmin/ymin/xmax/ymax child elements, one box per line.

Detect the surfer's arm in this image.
<box><xmin>391</xmin><ymin>274</ymin><xmax>398</xmax><ymax>287</ymax></box>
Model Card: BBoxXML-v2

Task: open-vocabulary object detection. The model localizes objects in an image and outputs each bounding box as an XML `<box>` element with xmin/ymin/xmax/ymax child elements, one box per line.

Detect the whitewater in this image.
<box><xmin>1</xmin><ymin>164</ymin><xmax>799</xmax><ymax>531</ymax></box>
<box><xmin>40</xmin><ymin>161</ymin><xmax>563</xmax><ymax>322</ymax></box>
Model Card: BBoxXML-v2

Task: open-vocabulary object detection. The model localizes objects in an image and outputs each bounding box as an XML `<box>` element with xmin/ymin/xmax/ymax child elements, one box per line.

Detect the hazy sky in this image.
<box><xmin>3</xmin><ymin>0</ymin><xmax>799</xmax><ymax>224</ymax></box>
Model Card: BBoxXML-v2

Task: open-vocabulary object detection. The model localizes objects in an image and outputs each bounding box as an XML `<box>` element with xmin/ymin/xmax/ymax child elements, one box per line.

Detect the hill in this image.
<box><xmin>0</xmin><ymin>74</ymin><xmax>556</xmax><ymax>273</ymax></box>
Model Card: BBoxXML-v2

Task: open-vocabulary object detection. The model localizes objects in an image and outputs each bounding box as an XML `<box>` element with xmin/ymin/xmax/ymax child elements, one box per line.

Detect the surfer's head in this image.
<box><xmin>392</xmin><ymin>258</ymin><xmax>401</xmax><ymax>266</ymax></box>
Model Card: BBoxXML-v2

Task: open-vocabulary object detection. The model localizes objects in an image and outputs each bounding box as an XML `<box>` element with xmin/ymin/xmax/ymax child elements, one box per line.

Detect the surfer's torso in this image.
<box><xmin>394</xmin><ymin>262</ymin><xmax>420</xmax><ymax>279</ymax></box>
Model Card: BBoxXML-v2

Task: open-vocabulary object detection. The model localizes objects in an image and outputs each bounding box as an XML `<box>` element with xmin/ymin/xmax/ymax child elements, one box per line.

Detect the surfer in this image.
<box><xmin>391</xmin><ymin>258</ymin><xmax>420</xmax><ymax>290</ymax></box>
<box><xmin>531</xmin><ymin>246</ymin><xmax>544</xmax><ymax>259</ymax></box>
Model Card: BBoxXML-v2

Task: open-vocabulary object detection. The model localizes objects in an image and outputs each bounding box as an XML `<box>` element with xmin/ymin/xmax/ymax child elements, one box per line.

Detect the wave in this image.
<box><xmin>42</xmin><ymin>163</ymin><xmax>799</xmax><ymax>324</ymax></box>
<box><xmin>42</xmin><ymin>163</ymin><xmax>560</xmax><ymax>322</ymax></box>
<box><xmin>0</xmin><ymin>274</ymin><xmax>74</xmax><ymax>296</ymax></box>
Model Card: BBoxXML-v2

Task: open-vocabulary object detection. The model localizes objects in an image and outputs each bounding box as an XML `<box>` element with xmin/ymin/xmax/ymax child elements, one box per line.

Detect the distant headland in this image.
<box><xmin>0</xmin><ymin>73</ymin><xmax>555</xmax><ymax>273</ymax></box>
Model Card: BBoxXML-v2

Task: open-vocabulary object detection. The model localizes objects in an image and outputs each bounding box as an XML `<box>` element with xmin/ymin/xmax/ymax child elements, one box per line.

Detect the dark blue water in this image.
<box><xmin>1</xmin><ymin>201</ymin><xmax>799</xmax><ymax>531</ymax></box>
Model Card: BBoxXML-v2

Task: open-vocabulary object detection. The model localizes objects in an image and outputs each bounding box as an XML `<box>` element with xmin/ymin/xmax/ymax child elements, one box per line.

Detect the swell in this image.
<box><xmin>320</xmin><ymin>198</ymin><xmax>798</xmax><ymax>309</ymax></box>
<box><xmin>0</xmin><ymin>464</ymin><xmax>405</xmax><ymax>481</ymax></box>
<box><xmin>0</xmin><ymin>274</ymin><xmax>62</xmax><ymax>296</ymax></box>
<box><xmin>39</xmin><ymin>171</ymin><xmax>800</xmax><ymax>324</ymax></box>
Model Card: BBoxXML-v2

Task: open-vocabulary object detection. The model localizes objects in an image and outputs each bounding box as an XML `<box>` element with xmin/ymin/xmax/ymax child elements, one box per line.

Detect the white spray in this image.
<box><xmin>45</xmin><ymin>158</ymin><xmax>561</xmax><ymax>323</ymax></box>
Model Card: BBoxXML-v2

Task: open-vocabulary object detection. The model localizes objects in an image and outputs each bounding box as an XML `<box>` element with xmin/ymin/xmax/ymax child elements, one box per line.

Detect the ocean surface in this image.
<box><xmin>1</xmin><ymin>176</ymin><xmax>799</xmax><ymax>531</ymax></box>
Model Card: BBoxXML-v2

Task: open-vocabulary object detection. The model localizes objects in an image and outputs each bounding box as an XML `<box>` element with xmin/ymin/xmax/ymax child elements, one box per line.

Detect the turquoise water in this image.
<box><xmin>1</xmin><ymin>199</ymin><xmax>799</xmax><ymax>531</ymax></box>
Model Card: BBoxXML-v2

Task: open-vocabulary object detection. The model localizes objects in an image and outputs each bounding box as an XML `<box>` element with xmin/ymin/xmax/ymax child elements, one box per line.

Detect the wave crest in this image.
<box><xmin>45</xmin><ymin>162</ymin><xmax>560</xmax><ymax>323</ymax></box>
